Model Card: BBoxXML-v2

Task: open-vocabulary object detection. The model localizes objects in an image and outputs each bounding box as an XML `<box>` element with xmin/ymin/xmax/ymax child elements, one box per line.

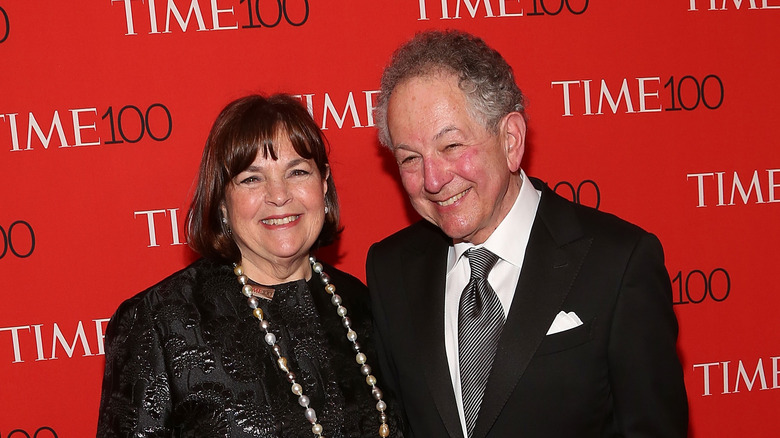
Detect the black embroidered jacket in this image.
<box><xmin>97</xmin><ymin>258</ymin><xmax>402</xmax><ymax>438</ymax></box>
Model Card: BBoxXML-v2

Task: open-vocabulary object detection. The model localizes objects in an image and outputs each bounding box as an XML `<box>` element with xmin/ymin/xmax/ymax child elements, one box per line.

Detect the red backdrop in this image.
<box><xmin>1</xmin><ymin>1</ymin><xmax>778</xmax><ymax>436</ymax></box>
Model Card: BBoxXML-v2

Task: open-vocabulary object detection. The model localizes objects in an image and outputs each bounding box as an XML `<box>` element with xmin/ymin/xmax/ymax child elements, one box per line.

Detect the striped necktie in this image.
<box><xmin>458</xmin><ymin>247</ymin><xmax>504</xmax><ymax>437</ymax></box>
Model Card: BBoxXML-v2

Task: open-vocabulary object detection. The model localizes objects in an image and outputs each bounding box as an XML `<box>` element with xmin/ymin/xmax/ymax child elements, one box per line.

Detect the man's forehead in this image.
<box><xmin>398</xmin><ymin>70</ymin><xmax>460</xmax><ymax>90</ymax></box>
<box><xmin>390</xmin><ymin>75</ymin><xmax>466</xmax><ymax>115</ymax></box>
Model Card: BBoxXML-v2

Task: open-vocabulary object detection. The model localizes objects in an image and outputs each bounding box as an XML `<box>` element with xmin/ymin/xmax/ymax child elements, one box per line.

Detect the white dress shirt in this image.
<box><xmin>444</xmin><ymin>170</ymin><xmax>541</xmax><ymax>437</ymax></box>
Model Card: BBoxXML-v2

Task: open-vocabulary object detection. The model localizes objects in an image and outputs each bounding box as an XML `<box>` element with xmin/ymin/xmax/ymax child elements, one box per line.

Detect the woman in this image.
<box><xmin>97</xmin><ymin>94</ymin><xmax>400</xmax><ymax>438</ymax></box>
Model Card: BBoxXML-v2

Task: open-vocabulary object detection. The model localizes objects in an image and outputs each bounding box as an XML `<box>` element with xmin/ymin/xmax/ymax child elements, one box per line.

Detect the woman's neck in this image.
<box><xmin>238</xmin><ymin>255</ymin><xmax>312</xmax><ymax>285</ymax></box>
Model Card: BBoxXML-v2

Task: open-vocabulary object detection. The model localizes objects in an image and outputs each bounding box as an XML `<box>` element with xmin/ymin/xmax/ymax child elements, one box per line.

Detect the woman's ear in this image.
<box><xmin>322</xmin><ymin>164</ymin><xmax>330</xmax><ymax>195</ymax></box>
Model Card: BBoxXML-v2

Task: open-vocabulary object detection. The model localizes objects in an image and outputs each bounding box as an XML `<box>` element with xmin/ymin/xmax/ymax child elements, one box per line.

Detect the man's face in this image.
<box><xmin>386</xmin><ymin>72</ymin><xmax>526</xmax><ymax>244</ymax></box>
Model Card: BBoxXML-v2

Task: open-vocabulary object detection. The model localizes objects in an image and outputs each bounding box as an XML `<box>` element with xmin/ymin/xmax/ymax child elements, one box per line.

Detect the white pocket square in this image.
<box><xmin>546</xmin><ymin>311</ymin><xmax>583</xmax><ymax>335</ymax></box>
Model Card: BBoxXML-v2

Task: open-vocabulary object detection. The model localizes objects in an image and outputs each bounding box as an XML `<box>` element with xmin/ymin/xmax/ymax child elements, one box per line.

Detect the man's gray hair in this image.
<box><xmin>374</xmin><ymin>30</ymin><xmax>527</xmax><ymax>148</ymax></box>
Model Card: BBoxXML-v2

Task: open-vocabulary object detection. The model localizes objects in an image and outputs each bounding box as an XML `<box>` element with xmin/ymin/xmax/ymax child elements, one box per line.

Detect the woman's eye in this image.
<box><xmin>290</xmin><ymin>169</ymin><xmax>310</xmax><ymax>177</ymax></box>
<box><xmin>240</xmin><ymin>176</ymin><xmax>258</xmax><ymax>184</ymax></box>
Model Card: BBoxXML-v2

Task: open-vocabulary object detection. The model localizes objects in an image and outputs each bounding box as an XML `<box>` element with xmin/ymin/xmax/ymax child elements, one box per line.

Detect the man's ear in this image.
<box><xmin>502</xmin><ymin>112</ymin><xmax>526</xmax><ymax>172</ymax></box>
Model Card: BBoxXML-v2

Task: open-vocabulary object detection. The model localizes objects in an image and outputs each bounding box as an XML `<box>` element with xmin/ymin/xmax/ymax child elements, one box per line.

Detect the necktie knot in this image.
<box><xmin>467</xmin><ymin>247</ymin><xmax>500</xmax><ymax>280</ymax></box>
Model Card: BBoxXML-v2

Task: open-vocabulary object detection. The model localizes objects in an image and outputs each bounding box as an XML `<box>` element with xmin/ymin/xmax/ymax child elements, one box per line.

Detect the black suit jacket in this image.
<box><xmin>366</xmin><ymin>177</ymin><xmax>688</xmax><ymax>437</ymax></box>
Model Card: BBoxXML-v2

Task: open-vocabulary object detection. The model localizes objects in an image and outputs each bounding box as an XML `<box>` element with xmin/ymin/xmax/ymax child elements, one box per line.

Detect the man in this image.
<box><xmin>366</xmin><ymin>30</ymin><xmax>688</xmax><ymax>438</ymax></box>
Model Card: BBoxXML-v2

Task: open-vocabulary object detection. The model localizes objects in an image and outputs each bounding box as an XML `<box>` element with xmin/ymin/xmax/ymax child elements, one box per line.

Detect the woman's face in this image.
<box><xmin>223</xmin><ymin>134</ymin><xmax>328</xmax><ymax>281</ymax></box>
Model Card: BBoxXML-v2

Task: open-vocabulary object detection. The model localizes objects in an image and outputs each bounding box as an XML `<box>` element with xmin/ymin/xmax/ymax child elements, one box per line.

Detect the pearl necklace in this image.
<box><xmin>233</xmin><ymin>256</ymin><xmax>390</xmax><ymax>438</ymax></box>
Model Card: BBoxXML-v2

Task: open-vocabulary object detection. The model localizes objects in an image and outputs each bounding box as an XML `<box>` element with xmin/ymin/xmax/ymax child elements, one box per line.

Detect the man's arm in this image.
<box><xmin>366</xmin><ymin>243</ymin><xmax>410</xmax><ymax>436</ymax></box>
<box><xmin>607</xmin><ymin>233</ymin><xmax>689</xmax><ymax>437</ymax></box>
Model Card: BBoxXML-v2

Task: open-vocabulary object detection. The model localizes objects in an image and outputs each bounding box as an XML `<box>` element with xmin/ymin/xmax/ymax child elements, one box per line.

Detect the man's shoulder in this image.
<box><xmin>571</xmin><ymin>200</ymin><xmax>647</xmax><ymax>236</ymax></box>
<box><xmin>370</xmin><ymin>219</ymin><xmax>449</xmax><ymax>255</ymax></box>
<box><xmin>535</xmin><ymin>178</ymin><xmax>649</xmax><ymax>240</ymax></box>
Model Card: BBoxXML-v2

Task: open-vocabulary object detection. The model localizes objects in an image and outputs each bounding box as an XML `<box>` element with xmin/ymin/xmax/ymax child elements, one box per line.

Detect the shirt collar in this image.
<box><xmin>448</xmin><ymin>169</ymin><xmax>541</xmax><ymax>272</ymax></box>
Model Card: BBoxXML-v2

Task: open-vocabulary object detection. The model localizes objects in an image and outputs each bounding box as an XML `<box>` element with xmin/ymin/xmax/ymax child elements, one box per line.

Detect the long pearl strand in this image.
<box><xmin>233</xmin><ymin>256</ymin><xmax>390</xmax><ymax>438</ymax></box>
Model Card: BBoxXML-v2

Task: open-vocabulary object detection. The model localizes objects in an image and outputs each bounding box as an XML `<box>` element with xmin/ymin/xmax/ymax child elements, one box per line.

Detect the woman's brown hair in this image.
<box><xmin>186</xmin><ymin>94</ymin><xmax>340</xmax><ymax>263</ymax></box>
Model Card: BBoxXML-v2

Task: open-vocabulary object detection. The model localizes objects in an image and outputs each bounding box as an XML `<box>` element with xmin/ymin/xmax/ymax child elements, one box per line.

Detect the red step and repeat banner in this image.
<box><xmin>1</xmin><ymin>1</ymin><xmax>778</xmax><ymax>436</ymax></box>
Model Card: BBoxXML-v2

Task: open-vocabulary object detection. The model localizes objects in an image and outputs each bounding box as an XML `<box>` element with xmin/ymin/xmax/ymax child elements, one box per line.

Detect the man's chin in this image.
<box><xmin>438</xmin><ymin>223</ymin><xmax>477</xmax><ymax>243</ymax></box>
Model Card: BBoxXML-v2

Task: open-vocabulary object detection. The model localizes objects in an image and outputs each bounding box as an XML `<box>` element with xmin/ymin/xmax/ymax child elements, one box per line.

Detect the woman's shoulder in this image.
<box><xmin>317</xmin><ymin>259</ymin><xmax>368</xmax><ymax>295</ymax></box>
<box><xmin>110</xmin><ymin>258</ymin><xmax>230</xmax><ymax>321</ymax></box>
<box><xmin>310</xmin><ymin>259</ymin><xmax>370</xmax><ymax>318</ymax></box>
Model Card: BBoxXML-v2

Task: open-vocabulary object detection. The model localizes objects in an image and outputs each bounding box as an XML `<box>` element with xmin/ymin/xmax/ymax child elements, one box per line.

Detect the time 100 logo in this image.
<box><xmin>0</xmin><ymin>220</ymin><xmax>34</xmax><ymax>259</ymax></box>
<box><xmin>0</xmin><ymin>428</ymin><xmax>58</xmax><ymax>438</ymax></box>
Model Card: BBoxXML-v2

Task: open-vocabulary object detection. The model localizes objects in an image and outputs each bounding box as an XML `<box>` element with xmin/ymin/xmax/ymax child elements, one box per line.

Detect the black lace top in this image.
<box><xmin>97</xmin><ymin>258</ymin><xmax>402</xmax><ymax>438</ymax></box>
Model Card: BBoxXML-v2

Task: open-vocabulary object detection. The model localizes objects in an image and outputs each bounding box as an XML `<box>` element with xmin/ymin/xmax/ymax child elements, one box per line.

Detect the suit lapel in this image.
<box><xmin>472</xmin><ymin>179</ymin><xmax>593</xmax><ymax>438</ymax></box>
<box><xmin>402</xmin><ymin>224</ymin><xmax>465</xmax><ymax>438</ymax></box>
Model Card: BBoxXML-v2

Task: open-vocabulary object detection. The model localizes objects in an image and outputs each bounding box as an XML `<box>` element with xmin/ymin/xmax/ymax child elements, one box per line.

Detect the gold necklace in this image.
<box><xmin>233</xmin><ymin>256</ymin><xmax>390</xmax><ymax>437</ymax></box>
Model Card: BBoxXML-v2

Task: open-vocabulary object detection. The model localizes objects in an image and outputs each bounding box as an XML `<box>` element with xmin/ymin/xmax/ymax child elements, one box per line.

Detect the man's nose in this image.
<box><xmin>423</xmin><ymin>155</ymin><xmax>452</xmax><ymax>194</ymax></box>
